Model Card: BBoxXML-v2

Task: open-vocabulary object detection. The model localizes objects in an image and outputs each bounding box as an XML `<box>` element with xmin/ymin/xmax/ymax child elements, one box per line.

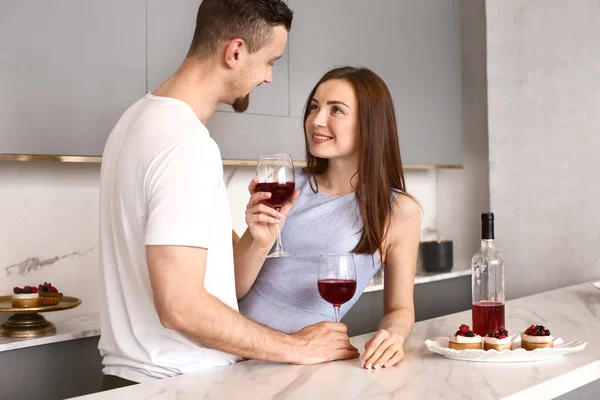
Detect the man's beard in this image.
<box><xmin>232</xmin><ymin>93</ymin><xmax>250</xmax><ymax>113</ymax></box>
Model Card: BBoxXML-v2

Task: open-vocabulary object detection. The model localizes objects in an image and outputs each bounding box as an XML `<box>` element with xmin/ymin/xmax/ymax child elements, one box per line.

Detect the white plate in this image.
<box><xmin>425</xmin><ymin>337</ymin><xmax>586</xmax><ymax>363</ymax></box>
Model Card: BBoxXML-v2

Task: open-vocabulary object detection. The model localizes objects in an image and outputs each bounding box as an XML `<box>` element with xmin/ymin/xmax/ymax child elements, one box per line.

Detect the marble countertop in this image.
<box><xmin>0</xmin><ymin>269</ymin><xmax>470</xmax><ymax>352</ymax></box>
<box><xmin>71</xmin><ymin>281</ymin><xmax>600</xmax><ymax>400</ymax></box>
<box><xmin>0</xmin><ymin>313</ymin><xmax>100</xmax><ymax>352</ymax></box>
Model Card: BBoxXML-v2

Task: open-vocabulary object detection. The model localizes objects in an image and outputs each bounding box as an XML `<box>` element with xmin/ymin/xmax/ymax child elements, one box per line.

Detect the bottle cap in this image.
<box><xmin>481</xmin><ymin>212</ymin><xmax>494</xmax><ymax>240</ymax></box>
<box><xmin>481</xmin><ymin>212</ymin><xmax>494</xmax><ymax>221</ymax></box>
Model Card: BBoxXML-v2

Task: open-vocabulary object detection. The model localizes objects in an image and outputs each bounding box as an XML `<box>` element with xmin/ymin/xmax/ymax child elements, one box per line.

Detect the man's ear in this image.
<box><xmin>224</xmin><ymin>38</ymin><xmax>245</xmax><ymax>69</ymax></box>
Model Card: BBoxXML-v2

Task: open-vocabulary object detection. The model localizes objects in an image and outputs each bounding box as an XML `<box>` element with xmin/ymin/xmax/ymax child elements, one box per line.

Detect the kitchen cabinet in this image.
<box><xmin>0</xmin><ymin>0</ymin><xmax>146</xmax><ymax>156</ymax></box>
<box><xmin>287</xmin><ymin>0</ymin><xmax>463</xmax><ymax>166</ymax></box>
<box><xmin>1</xmin><ymin>0</ymin><xmax>462</xmax><ymax>166</ymax></box>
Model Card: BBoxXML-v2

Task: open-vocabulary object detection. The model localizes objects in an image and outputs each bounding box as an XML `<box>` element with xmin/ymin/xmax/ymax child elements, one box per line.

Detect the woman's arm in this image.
<box><xmin>233</xmin><ymin>177</ymin><xmax>300</xmax><ymax>300</ymax></box>
<box><xmin>361</xmin><ymin>193</ymin><xmax>421</xmax><ymax>369</ymax></box>
<box><xmin>234</xmin><ymin>228</ymin><xmax>272</xmax><ymax>300</ymax></box>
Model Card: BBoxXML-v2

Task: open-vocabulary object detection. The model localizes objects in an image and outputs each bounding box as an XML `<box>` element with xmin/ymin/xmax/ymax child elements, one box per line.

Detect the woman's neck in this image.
<box><xmin>316</xmin><ymin>157</ymin><xmax>359</xmax><ymax>196</ymax></box>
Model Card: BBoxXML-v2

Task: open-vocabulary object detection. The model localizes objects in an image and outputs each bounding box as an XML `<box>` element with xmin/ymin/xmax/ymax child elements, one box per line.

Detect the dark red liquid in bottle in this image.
<box><xmin>257</xmin><ymin>182</ymin><xmax>295</xmax><ymax>209</ymax></box>
<box><xmin>317</xmin><ymin>279</ymin><xmax>357</xmax><ymax>307</ymax></box>
<box><xmin>472</xmin><ymin>301</ymin><xmax>505</xmax><ymax>336</ymax></box>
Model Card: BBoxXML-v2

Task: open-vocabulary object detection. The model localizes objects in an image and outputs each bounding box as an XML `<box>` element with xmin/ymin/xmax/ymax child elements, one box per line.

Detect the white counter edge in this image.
<box><xmin>503</xmin><ymin>360</ymin><xmax>600</xmax><ymax>400</ymax></box>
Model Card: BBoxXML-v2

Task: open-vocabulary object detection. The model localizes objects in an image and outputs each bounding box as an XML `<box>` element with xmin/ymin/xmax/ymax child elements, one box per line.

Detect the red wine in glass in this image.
<box><xmin>317</xmin><ymin>279</ymin><xmax>357</xmax><ymax>307</ymax></box>
<box><xmin>256</xmin><ymin>181</ymin><xmax>295</xmax><ymax>210</ymax></box>
<box><xmin>318</xmin><ymin>254</ymin><xmax>357</xmax><ymax>322</ymax></box>
<box><xmin>256</xmin><ymin>154</ymin><xmax>295</xmax><ymax>258</ymax></box>
<box><xmin>472</xmin><ymin>301</ymin><xmax>505</xmax><ymax>336</ymax></box>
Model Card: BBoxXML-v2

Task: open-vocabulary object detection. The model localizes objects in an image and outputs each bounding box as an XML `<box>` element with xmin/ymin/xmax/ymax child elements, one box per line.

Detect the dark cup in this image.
<box><xmin>420</xmin><ymin>241</ymin><xmax>453</xmax><ymax>272</ymax></box>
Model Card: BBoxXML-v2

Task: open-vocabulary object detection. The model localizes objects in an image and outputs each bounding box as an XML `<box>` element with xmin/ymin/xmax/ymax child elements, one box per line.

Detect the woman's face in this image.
<box><xmin>305</xmin><ymin>79</ymin><xmax>360</xmax><ymax>161</ymax></box>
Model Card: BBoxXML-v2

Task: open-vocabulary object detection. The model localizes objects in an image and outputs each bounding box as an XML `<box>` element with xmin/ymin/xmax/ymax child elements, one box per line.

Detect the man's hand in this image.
<box><xmin>289</xmin><ymin>322</ymin><xmax>360</xmax><ymax>364</ymax></box>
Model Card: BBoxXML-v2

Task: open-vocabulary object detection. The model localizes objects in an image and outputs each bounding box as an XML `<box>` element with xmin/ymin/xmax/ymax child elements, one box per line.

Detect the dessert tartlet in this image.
<box><xmin>38</xmin><ymin>282</ymin><xmax>63</xmax><ymax>306</ymax></box>
<box><xmin>12</xmin><ymin>286</ymin><xmax>40</xmax><ymax>308</ymax></box>
<box><xmin>484</xmin><ymin>326</ymin><xmax>513</xmax><ymax>351</ymax></box>
<box><xmin>521</xmin><ymin>325</ymin><xmax>554</xmax><ymax>351</ymax></box>
<box><xmin>449</xmin><ymin>324</ymin><xmax>482</xmax><ymax>350</ymax></box>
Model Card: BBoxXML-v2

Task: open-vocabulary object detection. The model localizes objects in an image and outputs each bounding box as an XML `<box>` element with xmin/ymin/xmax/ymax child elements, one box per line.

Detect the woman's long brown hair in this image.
<box><xmin>303</xmin><ymin>66</ymin><xmax>412</xmax><ymax>256</ymax></box>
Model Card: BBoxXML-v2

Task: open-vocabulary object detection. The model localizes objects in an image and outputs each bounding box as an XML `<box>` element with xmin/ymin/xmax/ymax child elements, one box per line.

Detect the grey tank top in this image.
<box><xmin>238</xmin><ymin>173</ymin><xmax>383</xmax><ymax>333</ymax></box>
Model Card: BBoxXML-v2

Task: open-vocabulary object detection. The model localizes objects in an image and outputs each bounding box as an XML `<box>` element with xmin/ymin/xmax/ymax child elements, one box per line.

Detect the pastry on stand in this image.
<box><xmin>11</xmin><ymin>286</ymin><xmax>40</xmax><ymax>308</ymax></box>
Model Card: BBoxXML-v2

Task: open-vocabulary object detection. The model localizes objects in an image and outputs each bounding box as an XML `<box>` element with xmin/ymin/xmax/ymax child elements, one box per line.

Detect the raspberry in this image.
<box><xmin>459</xmin><ymin>324</ymin><xmax>470</xmax><ymax>334</ymax></box>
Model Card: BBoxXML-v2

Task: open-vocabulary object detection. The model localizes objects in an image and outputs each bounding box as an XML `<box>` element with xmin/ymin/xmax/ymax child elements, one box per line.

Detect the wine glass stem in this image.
<box><xmin>274</xmin><ymin>209</ymin><xmax>284</xmax><ymax>253</ymax></box>
<box><xmin>333</xmin><ymin>306</ymin><xmax>340</xmax><ymax>323</ymax></box>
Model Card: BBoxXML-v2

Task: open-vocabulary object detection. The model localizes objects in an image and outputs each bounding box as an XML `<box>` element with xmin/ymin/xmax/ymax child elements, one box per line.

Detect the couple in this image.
<box><xmin>98</xmin><ymin>0</ymin><xmax>421</xmax><ymax>389</ymax></box>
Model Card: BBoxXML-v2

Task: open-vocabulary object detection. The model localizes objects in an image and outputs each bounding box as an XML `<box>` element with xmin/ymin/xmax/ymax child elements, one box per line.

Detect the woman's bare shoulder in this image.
<box><xmin>391</xmin><ymin>192</ymin><xmax>422</xmax><ymax>223</ymax></box>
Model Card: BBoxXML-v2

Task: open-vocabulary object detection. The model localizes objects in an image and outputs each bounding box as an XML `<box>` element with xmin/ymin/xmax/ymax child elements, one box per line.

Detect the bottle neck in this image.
<box><xmin>480</xmin><ymin>239</ymin><xmax>495</xmax><ymax>250</ymax></box>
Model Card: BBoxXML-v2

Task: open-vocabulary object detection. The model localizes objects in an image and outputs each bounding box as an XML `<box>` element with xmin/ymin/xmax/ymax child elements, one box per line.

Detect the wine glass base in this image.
<box><xmin>265</xmin><ymin>251</ymin><xmax>294</xmax><ymax>258</ymax></box>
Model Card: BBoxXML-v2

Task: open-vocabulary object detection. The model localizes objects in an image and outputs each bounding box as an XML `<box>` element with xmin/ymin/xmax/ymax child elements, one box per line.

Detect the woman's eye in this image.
<box><xmin>310</xmin><ymin>103</ymin><xmax>319</xmax><ymax>111</ymax></box>
<box><xmin>332</xmin><ymin>106</ymin><xmax>343</xmax><ymax>114</ymax></box>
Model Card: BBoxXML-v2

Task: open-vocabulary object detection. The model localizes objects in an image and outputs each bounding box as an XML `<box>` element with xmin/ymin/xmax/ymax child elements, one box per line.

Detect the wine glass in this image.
<box><xmin>317</xmin><ymin>254</ymin><xmax>357</xmax><ymax>322</ymax></box>
<box><xmin>256</xmin><ymin>154</ymin><xmax>296</xmax><ymax>258</ymax></box>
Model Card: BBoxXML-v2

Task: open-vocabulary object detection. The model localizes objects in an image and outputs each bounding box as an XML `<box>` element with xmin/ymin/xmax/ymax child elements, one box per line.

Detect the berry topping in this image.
<box><xmin>38</xmin><ymin>282</ymin><xmax>59</xmax><ymax>293</ymax></box>
<box><xmin>524</xmin><ymin>325</ymin><xmax>551</xmax><ymax>336</ymax></box>
<box><xmin>455</xmin><ymin>324</ymin><xmax>477</xmax><ymax>337</ymax></box>
<box><xmin>487</xmin><ymin>327</ymin><xmax>509</xmax><ymax>339</ymax></box>
<box><xmin>13</xmin><ymin>286</ymin><xmax>38</xmax><ymax>294</ymax></box>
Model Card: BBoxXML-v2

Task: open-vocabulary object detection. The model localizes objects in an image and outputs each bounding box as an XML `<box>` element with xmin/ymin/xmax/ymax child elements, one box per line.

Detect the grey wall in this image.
<box><xmin>437</xmin><ymin>0</ymin><xmax>490</xmax><ymax>270</ymax></box>
<box><xmin>486</xmin><ymin>0</ymin><xmax>600</xmax><ymax>299</ymax></box>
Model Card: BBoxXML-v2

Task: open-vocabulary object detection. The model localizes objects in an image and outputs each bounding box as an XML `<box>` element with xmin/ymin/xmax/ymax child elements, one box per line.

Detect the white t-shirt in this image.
<box><xmin>98</xmin><ymin>93</ymin><xmax>242</xmax><ymax>382</ymax></box>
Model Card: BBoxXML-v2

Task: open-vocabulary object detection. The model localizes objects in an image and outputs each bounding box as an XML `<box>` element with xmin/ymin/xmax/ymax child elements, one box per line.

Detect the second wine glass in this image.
<box><xmin>317</xmin><ymin>254</ymin><xmax>357</xmax><ymax>322</ymax></box>
<box><xmin>256</xmin><ymin>153</ymin><xmax>295</xmax><ymax>258</ymax></box>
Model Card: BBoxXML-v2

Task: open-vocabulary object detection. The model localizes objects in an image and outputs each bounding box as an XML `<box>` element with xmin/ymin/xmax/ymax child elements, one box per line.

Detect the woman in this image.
<box><xmin>234</xmin><ymin>67</ymin><xmax>421</xmax><ymax>369</ymax></box>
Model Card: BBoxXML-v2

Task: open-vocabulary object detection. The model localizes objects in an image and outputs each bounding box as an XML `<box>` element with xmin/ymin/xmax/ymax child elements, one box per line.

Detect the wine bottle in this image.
<box><xmin>471</xmin><ymin>212</ymin><xmax>505</xmax><ymax>336</ymax></box>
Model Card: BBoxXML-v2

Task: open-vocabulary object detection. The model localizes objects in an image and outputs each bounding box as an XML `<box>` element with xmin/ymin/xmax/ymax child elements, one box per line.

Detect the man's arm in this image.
<box><xmin>147</xmin><ymin>245</ymin><xmax>359</xmax><ymax>364</ymax></box>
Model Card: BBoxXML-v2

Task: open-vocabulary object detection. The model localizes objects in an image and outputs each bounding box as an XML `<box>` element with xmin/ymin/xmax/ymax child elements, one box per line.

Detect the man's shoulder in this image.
<box><xmin>131</xmin><ymin>95</ymin><xmax>214</xmax><ymax>151</ymax></box>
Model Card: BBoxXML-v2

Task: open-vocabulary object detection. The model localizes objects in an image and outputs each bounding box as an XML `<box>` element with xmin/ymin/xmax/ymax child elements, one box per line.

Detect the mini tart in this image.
<box><xmin>449</xmin><ymin>325</ymin><xmax>482</xmax><ymax>350</ymax></box>
<box><xmin>39</xmin><ymin>292</ymin><xmax>63</xmax><ymax>306</ymax></box>
<box><xmin>521</xmin><ymin>325</ymin><xmax>554</xmax><ymax>351</ymax></box>
<box><xmin>449</xmin><ymin>341</ymin><xmax>482</xmax><ymax>350</ymax></box>
<box><xmin>484</xmin><ymin>336</ymin><xmax>513</xmax><ymax>351</ymax></box>
<box><xmin>11</xmin><ymin>293</ymin><xmax>40</xmax><ymax>308</ymax></box>
<box><xmin>484</xmin><ymin>327</ymin><xmax>512</xmax><ymax>351</ymax></box>
<box><xmin>37</xmin><ymin>282</ymin><xmax>63</xmax><ymax>305</ymax></box>
<box><xmin>521</xmin><ymin>333</ymin><xmax>554</xmax><ymax>351</ymax></box>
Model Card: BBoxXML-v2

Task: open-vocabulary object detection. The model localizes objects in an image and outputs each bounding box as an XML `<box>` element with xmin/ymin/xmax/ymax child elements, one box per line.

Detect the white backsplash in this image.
<box><xmin>0</xmin><ymin>161</ymin><xmax>438</xmax><ymax>321</ymax></box>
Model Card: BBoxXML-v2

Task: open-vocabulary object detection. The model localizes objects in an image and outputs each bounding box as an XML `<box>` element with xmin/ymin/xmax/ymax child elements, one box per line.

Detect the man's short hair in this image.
<box><xmin>188</xmin><ymin>0</ymin><xmax>293</xmax><ymax>60</ymax></box>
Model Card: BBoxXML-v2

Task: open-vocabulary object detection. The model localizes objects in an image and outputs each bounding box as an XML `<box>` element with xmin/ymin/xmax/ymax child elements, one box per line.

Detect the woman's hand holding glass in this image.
<box><xmin>361</xmin><ymin>329</ymin><xmax>405</xmax><ymax>369</ymax></box>
<box><xmin>245</xmin><ymin>176</ymin><xmax>300</xmax><ymax>250</ymax></box>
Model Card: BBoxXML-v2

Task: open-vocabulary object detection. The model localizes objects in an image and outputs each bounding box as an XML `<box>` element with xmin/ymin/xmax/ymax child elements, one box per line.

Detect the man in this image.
<box><xmin>98</xmin><ymin>0</ymin><xmax>358</xmax><ymax>390</ymax></box>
